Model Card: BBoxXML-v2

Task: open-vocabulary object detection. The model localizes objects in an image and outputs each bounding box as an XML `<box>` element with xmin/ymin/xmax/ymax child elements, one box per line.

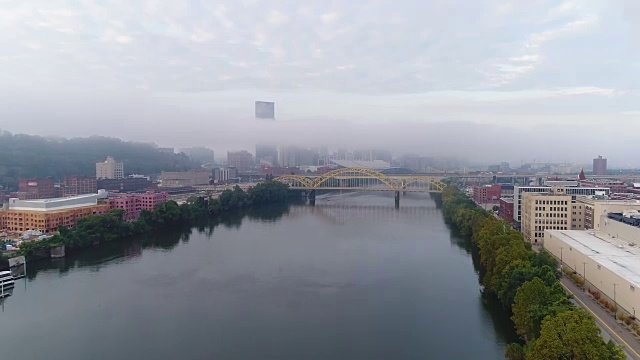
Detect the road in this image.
<box><xmin>561</xmin><ymin>276</ymin><xmax>640</xmax><ymax>360</ymax></box>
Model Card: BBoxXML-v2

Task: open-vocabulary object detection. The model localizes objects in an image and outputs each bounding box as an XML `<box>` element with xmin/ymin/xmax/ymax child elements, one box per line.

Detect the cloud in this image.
<box><xmin>0</xmin><ymin>0</ymin><xmax>625</xmax><ymax>95</ymax></box>
<box><xmin>267</xmin><ymin>10</ymin><xmax>289</xmax><ymax>26</ymax></box>
<box><xmin>320</xmin><ymin>12</ymin><xmax>338</xmax><ymax>24</ymax></box>
<box><xmin>0</xmin><ymin>0</ymin><xmax>638</xmax><ymax>165</ymax></box>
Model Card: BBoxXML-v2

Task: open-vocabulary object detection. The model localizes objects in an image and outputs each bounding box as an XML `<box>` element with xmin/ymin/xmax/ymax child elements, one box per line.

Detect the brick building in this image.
<box><xmin>59</xmin><ymin>176</ymin><xmax>98</xmax><ymax>196</ymax></box>
<box><xmin>472</xmin><ymin>184</ymin><xmax>502</xmax><ymax>204</ymax></box>
<box><xmin>17</xmin><ymin>178</ymin><xmax>56</xmax><ymax>199</ymax></box>
<box><xmin>0</xmin><ymin>191</ymin><xmax>110</xmax><ymax>233</ymax></box>
<box><xmin>109</xmin><ymin>191</ymin><xmax>168</xmax><ymax>221</ymax></box>
<box><xmin>579</xmin><ymin>180</ymin><xmax>627</xmax><ymax>194</ymax></box>
<box><xmin>499</xmin><ymin>197</ymin><xmax>514</xmax><ymax>224</ymax></box>
<box><xmin>97</xmin><ymin>178</ymin><xmax>154</xmax><ymax>192</ymax></box>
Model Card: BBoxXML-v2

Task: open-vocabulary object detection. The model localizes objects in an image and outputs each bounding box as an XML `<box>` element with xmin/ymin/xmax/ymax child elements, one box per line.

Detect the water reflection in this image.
<box><xmin>4</xmin><ymin>194</ymin><xmax>519</xmax><ymax>359</ymax></box>
<box><xmin>435</xmin><ymin>199</ymin><xmax>520</xmax><ymax>346</ymax></box>
<box><xmin>24</xmin><ymin>203</ymin><xmax>294</xmax><ymax>281</ymax></box>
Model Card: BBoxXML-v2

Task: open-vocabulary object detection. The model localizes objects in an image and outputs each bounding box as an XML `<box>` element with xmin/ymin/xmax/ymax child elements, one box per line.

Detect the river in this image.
<box><xmin>0</xmin><ymin>192</ymin><xmax>517</xmax><ymax>359</ymax></box>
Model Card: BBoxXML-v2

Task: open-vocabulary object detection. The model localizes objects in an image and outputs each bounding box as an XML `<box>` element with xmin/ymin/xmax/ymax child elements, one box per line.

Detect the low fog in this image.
<box><xmin>1</xmin><ymin>90</ymin><xmax>638</xmax><ymax>168</ymax></box>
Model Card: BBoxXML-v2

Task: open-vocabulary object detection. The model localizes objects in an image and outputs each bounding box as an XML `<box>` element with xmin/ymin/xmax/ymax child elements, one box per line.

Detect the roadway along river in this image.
<box><xmin>0</xmin><ymin>192</ymin><xmax>518</xmax><ymax>360</ymax></box>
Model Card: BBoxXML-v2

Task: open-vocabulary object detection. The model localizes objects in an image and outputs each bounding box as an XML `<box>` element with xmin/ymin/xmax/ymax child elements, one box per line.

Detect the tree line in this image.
<box><xmin>441</xmin><ymin>186</ymin><xmax>625</xmax><ymax>360</ymax></box>
<box><xmin>18</xmin><ymin>182</ymin><xmax>294</xmax><ymax>260</ymax></box>
<box><xmin>0</xmin><ymin>131</ymin><xmax>197</xmax><ymax>189</ymax></box>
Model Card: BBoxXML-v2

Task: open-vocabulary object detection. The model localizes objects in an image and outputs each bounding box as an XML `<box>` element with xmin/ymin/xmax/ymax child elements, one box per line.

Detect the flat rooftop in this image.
<box><xmin>547</xmin><ymin>229</ymin><xmax>640</xmax><ymax>289</ymax></box>
<box><xmin>577</xmin><ymin>198</ymin><xmax>640</xmax><ymax>206</ymax></box>
<box><xmin>12</xmin><ymin>192</ymin><xmax>103</xmax><ymax>205</ymax></box>
<box><xmin>330</xmin><ymin>159</ymin><xmax>391</xmax><ymax>170</ymax></box>
<box><xmin>6</xmin><ymin>190</ymin><xmax>107</xmax><ymax>211</ymax></box>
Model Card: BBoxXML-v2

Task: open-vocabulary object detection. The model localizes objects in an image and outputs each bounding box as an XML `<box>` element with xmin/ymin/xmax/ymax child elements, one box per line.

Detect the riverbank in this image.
<box><xmin>441</xmin><ymin>186</ymin><xmax>625</xmax><ymax>359</ymax></box>
<box><xmin>16</xmin><ymin>182</ymin><xmax>297</xmax><ymax>262</ymax></box>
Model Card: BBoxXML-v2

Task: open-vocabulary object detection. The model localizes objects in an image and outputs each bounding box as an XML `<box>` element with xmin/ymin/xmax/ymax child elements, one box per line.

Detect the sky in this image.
<box><xmin>1</xmin><ymin>0</ymin><xmax>639</xmax><ymax>166</ymax></box>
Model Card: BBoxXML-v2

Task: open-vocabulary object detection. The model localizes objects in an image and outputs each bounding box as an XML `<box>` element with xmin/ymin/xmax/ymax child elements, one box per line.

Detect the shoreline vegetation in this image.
<box><xmin>15</xmin><ymin>181</ymin><xmax>296</xmax><ymax>262</ymax></box>
<box><xmin>441</xmin><ymin>186</ymin><xmax>625</xmax><ymax>360</ymax></box>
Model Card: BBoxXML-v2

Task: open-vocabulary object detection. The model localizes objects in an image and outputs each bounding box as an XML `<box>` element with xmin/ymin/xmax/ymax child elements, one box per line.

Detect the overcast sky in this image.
<box><xmin>1</xmin><ymin>1</ymin><xmax>639</xmax><ymax>166</ymax></box>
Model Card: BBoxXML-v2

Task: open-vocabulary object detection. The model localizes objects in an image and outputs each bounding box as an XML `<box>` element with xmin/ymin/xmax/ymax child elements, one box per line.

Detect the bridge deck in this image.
<box><xmin>287</xmin><ymin>187</ymin><xmax>441</xmax><ymax>193</ymax></box>
<box><xmin>274</xmin><ymin>168</ymin><xmax>447</xmax><ymax>193</ymax></box>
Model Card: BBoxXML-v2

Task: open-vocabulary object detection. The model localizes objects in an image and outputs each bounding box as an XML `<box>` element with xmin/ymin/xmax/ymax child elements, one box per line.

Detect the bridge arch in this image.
<box><xmin>312</xmin><ymin>168</ymin><xmax>400</xmax><ymax>190</ymax></box>
<box><xmin>273</xmin><ymin>168</ymin><xmax>445</xmax><ymax>193</ymax></box>
<box><xmin>400</xmin><ymin>177</ymin><xmax>446</xmax><ymax>192</ymax></box>
<box><xmin>272</xmin><ymin>174</ymin><xmax>314</xmax><ymax>188</ymax></box>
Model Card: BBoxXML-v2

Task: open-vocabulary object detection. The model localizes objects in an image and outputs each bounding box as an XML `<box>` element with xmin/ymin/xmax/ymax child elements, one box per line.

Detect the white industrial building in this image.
<box><xmin>545</xmin><ymin>211</ymin><xmax>640</xmax><ymax>317</ymax></box>
<box><xmin>6</xmin><ymin>190</ymin><xmax>108</xmax><ymax>212</ymax></box>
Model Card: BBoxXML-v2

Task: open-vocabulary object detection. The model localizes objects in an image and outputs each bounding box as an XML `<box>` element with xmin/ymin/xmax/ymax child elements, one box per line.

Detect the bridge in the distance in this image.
<box><xmin>274</xmin><ymin>168</ymin><xmax>447</xmax><ymax>207</ymax></box>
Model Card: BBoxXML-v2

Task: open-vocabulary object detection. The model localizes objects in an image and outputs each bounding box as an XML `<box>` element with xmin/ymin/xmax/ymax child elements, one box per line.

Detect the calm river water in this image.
<box><xmin>0</xmin><ymin>192</ymin><xmax>517</xmax><ymax>359</ymax></box>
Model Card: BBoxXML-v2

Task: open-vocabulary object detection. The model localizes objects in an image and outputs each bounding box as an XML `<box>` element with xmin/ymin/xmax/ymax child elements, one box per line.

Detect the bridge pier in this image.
<box><xmin>308</xmin><ymin>189</ymin><xmax>316</xmax><ymax>206</ymax></box>
<box><xmin>394</xmin><ymin>191</ymin><xmax>400</xmax><ymax>208</ymax></box>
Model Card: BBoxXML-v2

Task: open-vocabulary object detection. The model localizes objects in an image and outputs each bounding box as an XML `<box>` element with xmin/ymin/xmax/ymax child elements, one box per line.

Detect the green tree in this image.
<box><xmin>497</xmin><ymin>261</ymin><xmax>557</xmax><ymax>307</ymax></box>
<box><xmin>0</xmin><ymin>132</ymin><xmax>197</xmax><ymax>189</ymax></box>
<box><xmin>527</xmin><ymin>310</ymin><xmax>625</xmax><ymax>360</ymax></box>
<box><xmin>505</xmin><ymin>343</ymin><xmax>526</xmax><ymax>360</ymax></box>
<box><xmin>484</xmin><ymin>236</ymin><xmax>530</xmax><ymax>292</ymax></box>
<box><xmin>247</xmin><ymin>181</ymin><xmax>290</xmax><ymax>205</ymax></box>
<box><xmin>512</xmin><ymin>278</ymin><xmax>571</xmax><ymax>341</ymax></box>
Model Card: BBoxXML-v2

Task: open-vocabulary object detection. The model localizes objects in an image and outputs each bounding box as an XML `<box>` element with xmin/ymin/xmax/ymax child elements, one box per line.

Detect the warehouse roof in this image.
<box><xmin>547</xmin><ymin>229</ymin><xmax>640</xmax><ymax>289</ymax></box>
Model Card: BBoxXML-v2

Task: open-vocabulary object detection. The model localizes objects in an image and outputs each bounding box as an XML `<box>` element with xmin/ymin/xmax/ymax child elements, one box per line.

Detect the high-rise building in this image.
<box><xmin>521</xmin><ymin>192</ymin><xmax>584</xmax><ymax>244</ymax></box>
<box><xmin>279</xmin><ymin>146</ymin><xmax>297</xmax><ymax>167</ymax></box>
<box><xmin>255</xmin><ymin>101</ymin><xmax>275</xmax><ymax>119</ymax></box>
<box><xmin>277</xmin><ymin>146</ymin><xmax>319</xmax><ymax>167</ymax></box>
<box><xmin>227</xmin><ymin>150</ymin><xmax>253</xmax><ymax>171</ymax></box>
<box><xmin>353</xmin><ymin>149</ymin><xmax>392</xmax><ymax>163</ymax></box>
<box><xmin>593</xmin><ymin>155</ymin><xmax>607</xmax><ymax>175</ymax></box>
<box><xmin>256</xmin><ymin>144</ymin><xmax>279</xmax><ymax>166</ymax></box>
<box><xmin>296</xmin><ymin>148</ymin><xmax>318</xmax><ymax>166</ymax></box>
<box><xmin>513</xmin><ymin>185</ymin><xmax>611</xmax><ymax>224</ymax></box>
<box><xmin>180</xmin><ymin>147</ymin><xmax>215</xmax><ymax>164</ymax></box>
<box><xmin>96</xmin><ymin>156</ymin><xmax>124</xmax><ymax>179</ymax></box>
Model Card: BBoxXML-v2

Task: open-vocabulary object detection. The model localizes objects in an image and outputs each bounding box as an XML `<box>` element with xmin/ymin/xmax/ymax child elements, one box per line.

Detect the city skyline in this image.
<box><xmin>1</xmin><ymin>1</ymin><xmax>640</xmax><ymax>165</ymax></box>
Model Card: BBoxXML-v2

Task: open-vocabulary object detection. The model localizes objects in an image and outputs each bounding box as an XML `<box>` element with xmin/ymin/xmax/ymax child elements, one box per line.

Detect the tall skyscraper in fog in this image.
<box><xmin>593</xmin><ymin>155</ymin><xmax>607</xmax><ymax>175</ymax></box>
<box><xmin>255</xmin><ymin>101</ymin><xmax>275</xmax><ymax>120</ymax></box>
<box><xmin>256</xmin><ymin>144</ymin><xmax>278</xmax><ymax>166</ymax></box>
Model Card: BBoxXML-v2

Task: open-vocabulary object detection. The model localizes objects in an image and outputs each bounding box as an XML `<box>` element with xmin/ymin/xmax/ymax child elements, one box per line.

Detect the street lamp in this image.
<box><xmin>613</xmin><ymin>283</ymin><xmax>618</xmax><ymax>315</ymax></box>
<box><xmin>583</xmin><ymin>262</ymin><xmax>587</xmax><ymax>291</ymax></box>
<box><xmin>560</xmin><ymin>247</ymin><xmax>564</xmax><ymax>272</ymax></box>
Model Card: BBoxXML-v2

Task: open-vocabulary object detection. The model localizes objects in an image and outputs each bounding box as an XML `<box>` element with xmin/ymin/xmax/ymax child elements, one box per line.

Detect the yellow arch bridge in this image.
<box><xmin>274</xmin><ymin>168</ymin><xmax>447</xmax><ymax>207</ymax></box>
